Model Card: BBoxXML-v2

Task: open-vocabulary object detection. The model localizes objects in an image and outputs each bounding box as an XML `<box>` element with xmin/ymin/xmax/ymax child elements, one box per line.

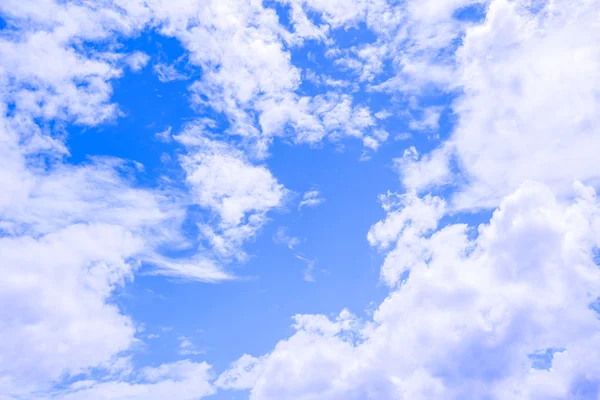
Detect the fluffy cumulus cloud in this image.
<box><xmin>401</xmin><ymin>0</ymin><xmax>600</xmax><ymax>209</ymax></box>
<box><xmin>176</xmin><ymin>123</ymin><xmax>288</xmax><ymax>260</ymax></box>
<box><xmin>367</xmin><ymin>190</ymin><xmax>446</xmax><ymax>285</ymax></box>
<box><xmin>220</xmin><ymin>181</ymin><xmax>600</xmax><ymax>399</ymax></box>
<box><xmin>0</xmin><ymin>224</ymin><xmax>140</xmax><ymax>396</ymax></box>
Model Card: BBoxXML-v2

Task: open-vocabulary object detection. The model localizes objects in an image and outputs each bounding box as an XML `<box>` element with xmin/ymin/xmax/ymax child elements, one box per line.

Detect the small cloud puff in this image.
<box><xmin>298</xmin><ymin>190</ymin><xmax>325</xmax><ymax>210</ymax></box>
<box><xmin>155</xmin><ymin>126</ymin><xmax>173</xmax><ymax>143</ymax></box>
<box><xmin>273</xmin><ymin>227</ymin><xmax>300</xmax><ymax>250</ymax></box>
<box><xmin>126</xmin><ymin>52</ymin><xmax>150</xmax><ymax>72</ymax></box>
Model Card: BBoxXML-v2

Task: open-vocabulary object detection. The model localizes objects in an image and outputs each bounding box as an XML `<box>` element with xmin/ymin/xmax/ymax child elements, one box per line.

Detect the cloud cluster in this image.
<box><xmin>212</xmin><ymin>1</ymin><xmax>600</xmax><ymax>399</ymax></box>
<box><xmin>400</xmin><ymin>0</ymin><xmax>600</xmax><ymax>209</ymax></box>
<box><xmin>219</xmin><ymin>181</ymin><xmax>600</xmax><ymax>399</ymax></box>
<box><xmin>176</xmin><ymin>123</ymin><xmax>288</xmax><ymax>260</ymax></box>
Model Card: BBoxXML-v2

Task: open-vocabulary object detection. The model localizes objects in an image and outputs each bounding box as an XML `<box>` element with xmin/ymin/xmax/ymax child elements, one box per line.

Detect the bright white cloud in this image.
<box><xmin>0</xmin><ymin>0</ymin><xmax>151</xmax><ymax>127</ymax></box>
<box><xmin>176</xmin><ymin>123</ymin><xmax>288</xmax><ymax>259</ymax></box>
<box><xmin>145</xmin><ymin>255</ymin><xmax>233</xmax><ymax>283</ymax></box>
<box><xmin>52</xmin><ymin>361</ymin><xmax>215</xmax><ymax>400</ymax></box>
<box><xmin>0</xmin><ymin>223</ymin><xmax>141</xmax><ymax>396</ymax></box>
<box><xmin>216</xmin><ymin>354</ymin><xmax>267</xmax><ymax>391</ymax></box>
<box><xmin>395</xmin><ymin>146</ymin><xmax>454</xmax><ymax>195</ymax></box>
<box><xmin>408</xmin><ymin>106</ymin><xmax>442</xmax><ymax>132</ymax></box>
<box><xmin>126</xmin><ymin>52</ymin><xmax>150</xmax><ymax>72</ymax></box>
<box><xmin>370</xmin><ymin>0</ymin><xmax>487</xmax><ymax>93</ymax></box>
<box><xmin>298</xmin><ymin>190</ymin><xmax>325</xmax><ymax>210</ymax></box>
<box><xmin>402</xmin><ymin>0</ymin><xmax>600</xmax><ymax>210</ymax></box>
<box><xmin>368</xmin><ymin>190</ymin><xmax>445</xmax><ymax>285</ymax></box>
<box><xmin>280</xmin><ymin>0</ymin><xmax>379</xmax><ymax>30</ymax></box>
<box><xmin>363</xmin><ymin>128</ymin><xmax>389</xmax><ymax>152</ymax></box>
<box><xmin>219</xmin><ymin>181</ymin><xmax>600</xmax><ymax>399</ymax></box>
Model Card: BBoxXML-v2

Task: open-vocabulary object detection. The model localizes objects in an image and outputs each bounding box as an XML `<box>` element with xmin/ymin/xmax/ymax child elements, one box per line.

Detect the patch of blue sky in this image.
<box><xmin>590</xmin><ymin>298</ymin><xmax>600</xmax><ymax>319</ymax></box>
<box><xmin>453</xmin><ymin>2</ymin><xmax>488</xmax><ymax>23</ymax></box>
<box><xmin>528</xmin><ymin>348</ymin><xmax>565</xmax><ymax>370</ymax></box>
<box><xmin>592</xmin><ymin>246</ymin><xmax>600</xmax><ymax>266</ymax></box>
<box><xmin>62</xmin><ymin>15</ymin><xmax>478</xmax><ymax>387</ymax></box>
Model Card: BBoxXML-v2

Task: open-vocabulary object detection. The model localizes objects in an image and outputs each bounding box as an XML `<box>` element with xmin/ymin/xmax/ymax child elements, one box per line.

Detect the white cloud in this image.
<box><xmin>273</xmin><ymin>227</ymin><xmax>301</xmax><ymax>250</ymax></box>
<box><xmin>0</xmin><ymin>156</ymin><xmax>172</xmax><ymax>236</ymax></box>
<box><xmin>52</xmin><ymin>361</ymin><xmax>215</xmax><ymax>400</ymax></box>
<box><xmin>0</xmin><ymin>223</ymin><xmax>140</xmax><ymax>397</ymax></box>
<box><xmin>0</xmin><ymin>0</ymin><xmax>153</xmax><ymax>126</ymax></box>
<box><xmin>281</xmin><ymin>0</ymin><xmax>375</xmax><ymax>30</ymax></box>
<box><xmin>218</xmin><ymin>181</ymin><xmax>600</xmax><ymax>400</ymax></box>
<box><xmin>144</xmin><ymin>255</ymin><xmax>234</xmax><ymax>283</ymax></box>
<box><xmin>332</xmin><ymin>43</ymin><xmax>390</xmax><ymax>82</ymax></box>
<box><xmin>155</xmin><ymin>126</ymin><xmax>173</xmax><ymax>143</ymax></box>
<box><xmin>303</xmin><ymin>70</ymin><xmax>352</xmax><ymax>89</ymax></box>
<box><xmin>408</xmin><ymin>106</ymin><xmax>442</xmax><ymax>131</ymax></box>
<box><xmin>363</xmin><ymin>128</ymin><xmax>389</xmax><ymax>151</ymax></box>
<box><xmin>126</xmin><ymin>52</ymin><xmax>150</xmax><ymax>72</ymax></box>
<box><xmin>153</xmin><ymin>63</ymin><xmax>188</xmax><ymax>83</ymax></box>
<box><xmin>146</xmin><ymin>0</ymin><xmax>299</xmax><ymax>154</ymax></box>
<box><xmin>216</xmin><ymin>354</ymin><xmax>267</xmax><ymax>391</ymax></box>
<box><xmin>362</xmin><ymin>136</ymin><xmax>380</xmax><ymax>151</ymax></box>
<box><xmin>286</xmin><ymin>2</ymin><xmax>329</xmax><ymax>41</ymax></box>
<box><xmin>258</xmin><ymin>92</ymin><xmax>376</xmax><ymax>145</ymax></box>
<box><xmin>296</xmin><ymin>254</ymin><xmax>317</xmax><ymax>283</ymax></box>
<box><xmin>395</xmin><ymin>146</ymin><xmax>454</xmax><ymax>194</ymax></box>
<box><xmin>368</xmin><ymin>190</ymin><xmax>445</xmax><ymax>285</ymax></box>
<box><xmin>176</xmin><ymin>124</ymin><xmax>288</xmax><ymax>259</ymax></box>
<box><xmin>298</xmin><ymin>190</ymin><xmax>325</xmax><ymax>209</ymax></box>
<box><xmin>142</xmin><ymin>0</ymin><xmax>389</xmax><ymax>153</ymax></box>
<box><xmin>394</xmin><ymin>132</ymin><xmax>412</xmax><ymax>141</ymax></box>
<box><xmin>359</xmin><ymin>0</ymin><xmax>488</xmax><ymax>95</ymax></box>
<box><xmin>402</xmin><ymin>0</ymin><xmax>600</xmax><ymax>210</ymax></box>
<box><xmin>178</xmin><ymin>336</ymin><xmax>205</xmax><ymax>356</ymax></box>
<box><xmin>374</xmin><ymin>110</ymin><xmax>392</xmax><ymax>120</ymax></box>
<box><xmin>146</xmin><ymin>334</ymin><xmax>160</xmax><ymax>340</ymax></box>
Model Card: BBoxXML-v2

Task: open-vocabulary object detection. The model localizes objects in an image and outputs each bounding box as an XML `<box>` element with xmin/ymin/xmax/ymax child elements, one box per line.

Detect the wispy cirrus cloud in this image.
<box><xmin>273</xmin><ymin>227</ymin><xmax>301</xmax><ymax>250</ymax></box>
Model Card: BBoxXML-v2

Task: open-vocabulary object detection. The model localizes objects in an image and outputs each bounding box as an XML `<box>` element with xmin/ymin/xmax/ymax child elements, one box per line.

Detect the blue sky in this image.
<box><xmin>1</xmin><ymin>0</ymin><xmax>600</xmax><ymax>399</ymax></box>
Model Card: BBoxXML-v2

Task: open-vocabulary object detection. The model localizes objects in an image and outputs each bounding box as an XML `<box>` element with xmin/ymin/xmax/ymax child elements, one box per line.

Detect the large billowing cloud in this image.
<box><xmin>400</xmin><ymin>0</ymin><xmax>600</xmax><ymax>210</ymax></box>
<box><xmin>219</xmin><ymin>181</ymin><xmax>600</xmax><ymax>399</ymax></box>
